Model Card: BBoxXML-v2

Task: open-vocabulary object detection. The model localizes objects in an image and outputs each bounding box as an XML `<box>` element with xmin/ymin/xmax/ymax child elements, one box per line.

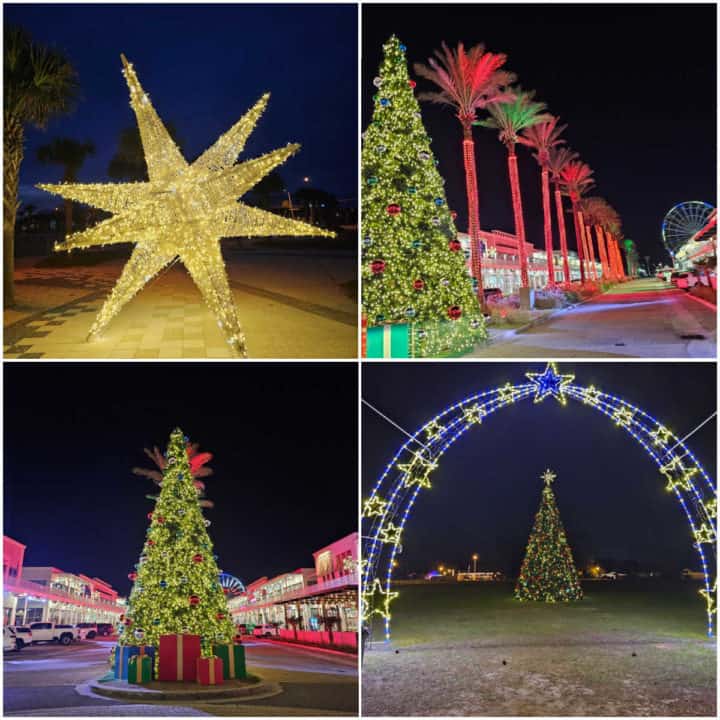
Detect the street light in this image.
<box><xmin>472</xmin><ymin>553</ymin><xmax>479</xmax><ymax>573</ymax></box>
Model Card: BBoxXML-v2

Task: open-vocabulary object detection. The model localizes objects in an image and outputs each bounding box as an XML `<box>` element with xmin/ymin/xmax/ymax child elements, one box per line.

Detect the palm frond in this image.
<box><xmin>517</xmin><ymin>115</ymin><xmax>567</xmax><ymax>165</ymax></box>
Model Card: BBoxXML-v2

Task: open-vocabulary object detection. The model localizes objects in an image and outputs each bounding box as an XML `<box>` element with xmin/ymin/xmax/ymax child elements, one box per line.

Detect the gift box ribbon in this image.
<box><xmin>177</xmin><ymin>635</ymin><xmax>184</xmax><ymax>680</ymax></box>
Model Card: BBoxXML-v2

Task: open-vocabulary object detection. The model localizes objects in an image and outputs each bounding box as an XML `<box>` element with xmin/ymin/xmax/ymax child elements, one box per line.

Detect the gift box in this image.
<box><xmin>212</xmin><ymin>642</ymin><xmax>246</xmax><ymax>679</ymax></box>
<box><xmin>158</xmin><ymin>634</ymin><xmax>201</xmax><ymax>682</ymax></box>
<box><xmin>127</xmin><ymin>652</ymin><xmax>153</xmax><ymax>684</ymax></box>
<box><xmin>196</xmin><ymin>655</ymin><xmax>224</xmax><ymax>686</ymax></box>
<box><xmin>366</xmin><ymin>323</ymin><xmax>409</xmax><ymax>358</ymax></box>
<box><xmin>113</xmin><ymin>645</ymin><xmax>156</xmax><ymax>680</ymax></box>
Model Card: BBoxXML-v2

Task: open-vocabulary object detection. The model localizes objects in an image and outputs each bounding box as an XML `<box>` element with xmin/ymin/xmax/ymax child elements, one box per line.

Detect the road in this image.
<box><xmin>470</xmin><ymin>279</ymin><xmax>716</xmax><ymax>358</ymax></box>
<box><xmin>3</xmin><ymin>639</ymin><xmax>358</xmax><ymax>716</ymax></box>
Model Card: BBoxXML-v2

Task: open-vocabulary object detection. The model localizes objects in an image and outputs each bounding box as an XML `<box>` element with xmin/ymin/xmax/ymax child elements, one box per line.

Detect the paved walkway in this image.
<box><xmin>470</xmin><ymin>279</ymin><xmax>716</xmax><ymax>358</ymax></box>
<box><xmin>4</xmin><ymin>250</ymin><xmax>357</xmax><ymax>359</ymax></box>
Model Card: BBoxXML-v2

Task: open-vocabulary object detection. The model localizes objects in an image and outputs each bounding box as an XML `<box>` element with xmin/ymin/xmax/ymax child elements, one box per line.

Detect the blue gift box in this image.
<box><xmin>114</xmin><ymin>645</ymin><xmax>155</xmax><ymax>680</ymax></box>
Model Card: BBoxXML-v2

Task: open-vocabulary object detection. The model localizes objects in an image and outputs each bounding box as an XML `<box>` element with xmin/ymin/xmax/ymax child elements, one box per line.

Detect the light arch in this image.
<box><xmin>362</xmin><ymin>364</ymin><xmax>717</xmax><ymax>639</ymax></box>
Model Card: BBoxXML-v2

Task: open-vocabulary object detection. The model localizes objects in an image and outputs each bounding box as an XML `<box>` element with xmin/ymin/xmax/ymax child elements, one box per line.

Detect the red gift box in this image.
<box><xmin>196</xmin><ymin>655</ymin><xmax>224</xmax><ymax>686</ymax></box>
<box><xmin>158</xmin><ymin>634</ymin><xmax>201</xmax><ymax>682</ymax></box>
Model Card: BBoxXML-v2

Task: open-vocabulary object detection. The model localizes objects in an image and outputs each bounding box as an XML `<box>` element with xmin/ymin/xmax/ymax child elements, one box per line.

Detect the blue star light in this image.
<box><xmin>526</xmin><ymin>362</ymin><xmax>575</xmax><ymax>405</ymax></box>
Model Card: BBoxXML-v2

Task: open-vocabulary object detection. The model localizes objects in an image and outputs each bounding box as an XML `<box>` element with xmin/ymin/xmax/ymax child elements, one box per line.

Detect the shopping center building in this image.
<box><xmin>227</xmin><ymin>532</ymin><xmax>358</xmax><ymax>647</ymax></box>
<box><xmin>3</xmin><ymin>535</ymin><xmax>125</xmax><ymax>626</ymax></box>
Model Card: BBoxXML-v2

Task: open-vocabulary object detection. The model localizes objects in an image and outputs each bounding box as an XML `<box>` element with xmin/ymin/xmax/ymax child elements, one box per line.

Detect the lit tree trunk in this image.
<box><xmin>554</xmin><ymin>185</ymin><xmax>570</xmax><ymax>283</ymax></box>
<box><xmin>613</xmin><ymin>237</ymin><xmax>626</xmax><ymax>279</ymax></box>
<box><xmin>507</xmin><ymin>146</ymin><xmax>529</xmax><ymax>288</ymax></box>
<box><xmin>585</xmin><ymin>224</ymin><xmax>598</xmax><ymax>281</ymax></box>
<box><xmin>541</xmin><ymin>166</ymin><xmax>555</xmax><ymax>286</ymax></box>
<box><xmin>461</xmin><ymin>125</ymin><xmax>485</xmax><ymax>306</ymax></box>
<box><xmin>3</xmin><ymin>118</ymin><xmax>23</xmax><ymax>307</ymax></box>
<box><xmin>595</xmin><ymin>225</ymin><xmax>611</xmax><ymax>279</ymax></box>
<box><xmin>572</xmin><ymin>198</ymin><xmax>586</xmax><ymax>284</ymax></box>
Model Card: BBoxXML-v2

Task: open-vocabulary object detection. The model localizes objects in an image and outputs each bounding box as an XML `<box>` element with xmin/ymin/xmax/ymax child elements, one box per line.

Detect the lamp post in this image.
<box><xmin>472</xmin><ymin>553</ymin><xmax>479</xmax><ymax>573</ymax></box>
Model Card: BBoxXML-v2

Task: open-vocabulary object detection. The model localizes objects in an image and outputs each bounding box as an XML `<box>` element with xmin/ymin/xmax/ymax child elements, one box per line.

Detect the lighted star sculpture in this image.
<box><xmin>37</xmin><ymin>55</ymin><xmax>334</xmax><ymax>358</ymax></box>
<box><xmin>526</xmin><ymin>362</ymin><xmax>575</xmax><ymax>405</ymax></box>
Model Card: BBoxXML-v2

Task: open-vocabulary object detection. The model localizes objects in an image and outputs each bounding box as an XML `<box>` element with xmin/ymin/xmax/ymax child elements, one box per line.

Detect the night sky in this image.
<box><xmin>363</xmin><ymin>3</ymin><xmax>716</xmax><ymax>266</ymax></box>
<box><xmin>362</xmin><ymin>362</ymin><xmax>716</xmax><ymax>576</ymax></box>
<box><xmin>4</xmin><ymin>362</ymin><xmax>358</xmax><ymax>596</ymax></box>
<box><xmin>6</xmin><ymin>3</ymin><xmax>357</xmax><ymax>207</ymax></box>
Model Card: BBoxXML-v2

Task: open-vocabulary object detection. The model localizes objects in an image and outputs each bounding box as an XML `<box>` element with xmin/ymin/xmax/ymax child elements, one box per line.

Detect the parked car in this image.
<box><xmin>8</xmin><ymin>625</ymin><xmax>32</xmax><ymax>648</ymax></box>
<box><xmin>3</xmin><ymin>626</ymin><xmax>20</xmax><ymax>652</ymax></box>
<box><xmin>483</xmin><ymin>288</ymin><xmax>503</xmax><ymax>302</ymax></box>
<box><xmin>670</xmin><ymin>271</ymin><xmax>697</xmax><ymax>289</ymax></box>
<box><xmin>252</xmin><ymin>624</ymin><xmax>280</xmax><ymax>638</ymax></box>
<box><xmin>75</xmin><ymin>623</ymin><xmax>98</xmax><ymax>640</ymax></box>
<box><xmin>682</xmin><ymin>568</ymin><xmax>705</xmax><ymax>581</ymax></box>
<box><xmin>29</xmin><ymin>622</ymin><xmax>78</xmax><ymax>645</ymax></box>
<box><xmin>96</xmin><ymin>623</ymin><xmax>114</xmax><ymax>637</ymax></box>
<box><xmin>601</xmin><ymin>571</ymin><xmax>628</xmax><ymax>580</ymax></box>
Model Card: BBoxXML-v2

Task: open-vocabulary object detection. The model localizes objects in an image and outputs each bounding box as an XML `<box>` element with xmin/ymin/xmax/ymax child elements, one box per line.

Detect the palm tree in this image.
<box><xmin>605</xmin><ymin>212</ymin><xmax>625</xmax><ymax>280</ymax></box>
<box><xmin>547</xmin><ymin>147</ymin><xmax>578</xmax><ymax>282</ymax></box>
<box><xmin>37</xmin><ymin>138</ymin><xmax>95</xmax><ymax>234</ymax></box>
<box><xmin>414</xmin><ymin>42</ymin><xmax>515</xmax><ymax>306</ymax></box>
<box><xmin>108</xmin><ymin>122</ymin><xmax>182</xmax><ymax>181</ymax></box>
<box><xmin>476</xmin><ymin>90</ymin><xmax>552</xmax><ymax>289</ymax></box>
<box><xmin>581</xmin><ymin>197</ymin><xmax>609</xmax><ymax>279</ymax></box>
<box><xmin>4</xmin><ymin>26</ymin><xmax>78</xmax><ymax>307</ymax></box>
<box><xmin>518</xmin><ymin>116</ymin><xmax>566</xmax><ymax>287</ymax></box>
<box><xmin>558</xmin><ymin>160</ymin><xmax>594</xmax><ymax>284</ymax></box>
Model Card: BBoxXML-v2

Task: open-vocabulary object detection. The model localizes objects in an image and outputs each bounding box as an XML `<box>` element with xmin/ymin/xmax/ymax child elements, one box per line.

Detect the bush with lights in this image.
<box><xmin>119</xmin><ymin>428</ymin><xmax>234</xmax><ymax>655</ymax></box>
<box><xmin>362</xmin><ymin>36</ymin><xmax>486</xmax><ymax>356</ymax></box>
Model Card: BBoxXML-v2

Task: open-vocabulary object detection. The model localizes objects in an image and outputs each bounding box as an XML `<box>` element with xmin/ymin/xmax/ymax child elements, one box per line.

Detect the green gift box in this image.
<box><xmin>212</xmin><ymin>643</ymin><xmax>246</xmax><ymax>679</ymax></box>
<box><xmin>127</xmin><ymin>653</ymin><xmax>153</xmax><ymax>684</ymax></box>
<box><xmin>366</xmin><ymin>323</ymin><xmax>409</xmax><ymax>358</ymax></box>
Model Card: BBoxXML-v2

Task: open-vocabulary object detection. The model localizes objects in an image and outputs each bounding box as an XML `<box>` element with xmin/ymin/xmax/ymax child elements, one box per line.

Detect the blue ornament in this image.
<box><xmin>152</xmin><ymin>618</ymin><xmax>161</xmax><ymax>625</ymax></box>
<box><xmin>363</xmin><ymin>236</ymin><xmax>373</xmax><ymax>247</ymax></box>
<box><xmin>183</xmin><ymin>435</ymin><xmax>189</xmax><ymax>443</ymax></box>
<box><xmin>159</xmin><ymin>580</ymin><xmax>167</xmax><ymax>589</ymax></box>
<box><xmin>399</xmin><ymin>44</ymin><xmax>407</xmax><ymax>51</ymax></box>
<box><xmin>411</xmin><ymin>240</ymin><xmax>422</xmax><ymax>249</ymax></box>
<box><xmin>375</xmin><ymin>314</ymin><xmax>385</xmax><ymax>324</ymax></box>
<box><xmin>405</xmin><ymin>307</ymin><xmax>416</xmax><ymax>319</ymax></box>
<box><xmin>434</xmin><ymin>198</ymin><xmax>444</xmax><ymax>206</ymax></box>
<box><xmin>380</xmin><ymin>98</ymin><xmax>390</xmax><ymax>107</ymax></box>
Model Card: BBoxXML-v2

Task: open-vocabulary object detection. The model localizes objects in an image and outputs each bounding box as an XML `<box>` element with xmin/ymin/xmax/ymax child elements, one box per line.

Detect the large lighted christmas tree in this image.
<box><xmin>515</xmin><ymin>469</ymin><xmax>583</xmax><ymax>602</ymax></box>
<box><xmin>362</xmin><ymin>36</ymin><xmax>486</xmax><ymax>354</ymax></box>
<box><xmin>120</xmin><ymin>428</ymin><xmax>234</xmax><ymax>654</ymax></box>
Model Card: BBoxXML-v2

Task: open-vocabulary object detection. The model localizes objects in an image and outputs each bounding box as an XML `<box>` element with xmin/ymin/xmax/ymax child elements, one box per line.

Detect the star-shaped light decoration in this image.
<box><xmin>38</xmin><ymin>55</ymin><xmax>333</xmax><ymax>358</ymax></box>
<box><xmin>526</xmin><ymin>362</ymin><xmax>575</xmax><ymax>405</ymax></box>
<box><xmin>705</xmin><ymin>497</ymin><xmax>717</xmax><ymax>519</ymax></box>
<box><xmin>664</xmin><ymin>467</ymin><xmax>699</xmax><ymax>493</ymax></box>
<box><xmin>649</xmin><ymin>425</ymin><xmax>673</xmax><ymax>447</ymax></box>
<box><xmin>424</xmin><ymin>420</ymin><xmax>447</xmax><ymax>442</ymax></box>
<box><xmin>700</xmin><ymin>581</ymin><xmax>717</xmax><ymax>617</ymax></box>
<box><xmin>398</xmin><ymin>451</ymin><xmax>438</xmax><ymax>489</ymax></box>
<box><xmin>361</xmin><ymin>578</ymin><xmax>399</xmax><ymax>622</ymax></box>
<box><xmin>541</xmin><ymin>468</ymin><xmax>557</xmax><ymax>486</ymax></box>
<box><xmin>497</xmin><ymin>383</ymin><xmax>519</xmax><ymax>404</ymax></box>
<box><xmin>463</xmin><ymin>403</ymin><xmax>487</xmax><ymax>425</ymax></box>
<box><xmin>582</xmin><ymin>385</ymin><xmax>602</xmax><ymax>407</ymax></box>
<box><xmin>363</xmin><ymin>495</ymin><xmax>389</xmax><ymax>518</ymax></box>
<box><xmin>612</xmin><ymin>405</ymin><xmax>635</xmax><ymax>428</ymax></box>
<box><xmin>693</xmin><ymin>523</ymin><xmax>715</xmax><ymax>546</ymax></box>
<box><xmin>378</xmin><ymin>522</ymin><xmax>403</xmax><ymax>545</ymax></box>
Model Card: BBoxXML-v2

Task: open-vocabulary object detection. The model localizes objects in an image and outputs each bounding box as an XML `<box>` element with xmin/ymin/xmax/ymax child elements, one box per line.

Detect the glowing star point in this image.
<box><xmin>363</xmin><ymin>495</ymin><xmax>389</xmax><ymax>518</ymax></box>
<box><xmin>541</xmin><ymin>468</ymin><xmax>557</xmax><ymax>486</ymax></box>
<box><xmin>361</xmin><ymin>578</ymin><xmax>399</xmax><ymax>622</ymax></box>
<box><xmin>526</xmin><ymin>362</ymin><xmax>574</xmax><ymax>405</ymax></box>
<box><xmin>38</xmin><ymin>55</ymin><xmax>333</xmax><ymax>358</ymax></box>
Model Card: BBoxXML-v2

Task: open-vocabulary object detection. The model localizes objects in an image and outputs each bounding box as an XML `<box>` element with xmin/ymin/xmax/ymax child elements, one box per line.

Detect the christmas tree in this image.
<box><xmin>515</xmin><ymin>469</ymin><xmax>583</xmax><ymax>602</ymax></box>
<box><xmin>120</xmin><ymin>428</ymin><xmax>234</xmax><ymax>655</ymax></box>
<box><xmin>362</xmin><ymin>36</ymin><xmax>486</xmax><ymax>355</ymax></box>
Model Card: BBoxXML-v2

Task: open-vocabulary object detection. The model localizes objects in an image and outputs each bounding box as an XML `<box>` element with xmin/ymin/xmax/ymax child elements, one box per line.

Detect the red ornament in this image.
<box><xmin>189</xmin><ymin>595</ymin><xmax>201</xmax><ymax>606</ymax></box>
<box><xmin>370</xmin><ymin>259</ymin><xmax>386</xmax><ymax>275</ymax></box>
<box><xmin>216</xmin><ymin>612</ymin><xmax>226</xmax><ymax>620</ymax></box>
<box><xmin>413</xmin><ymin>279</ymin><xmax>425</xmax><ymax>291</ymax></box>
<box><xmin>448</xmin><ymin>305</ymin><xmax>463</xmax><ymax>320</ymax></box>
<box><xmin>147</xmin><ymin>539</ymin><xmax>155</xmax><ymax>546</ymax></box>
<box><xmin>408</xmin><ymin>79</ymin><xmax>416</xmax><ymax>88</ymax></box>
<box><xmin>234</xmin><ymin>634</ymin><xmax>243</xmax><ymax>644</ymax></box>
<box><xmin>386</xmin><ymin>204</ymin><xmax>401</xmax><ymax>216</ymax></box>
<box><xmin>156</xmin><ymin>516</ymin><xmax>165</xmax><ymax>524</ymax></box>
<box><xmin>128</xmin><ymin>572</ymin><xmax>137</xmax><ymax>581</ymax></box>
<box><xmin>450</xmin><ymin>210</ymin><xmax>458</xmax><ymax>220</ymax></box>
<box><xmin>448</xmin><ymin>240</ymin><xmax>462</xmax><ymax>252</ymax></box>
<box><xmin>146</xmin><ymin>512</ymin><xmax>153</xmax><ymax>520</ymax></box>
<box><xmin>124</xmin><ymin>618</ymin><xmax>133</xmax><ymax>626</ymax></box>
<box><xmin>193</xmin><ymin>553</ymin><xmax>204</xmax><ymax>563</ymax></box>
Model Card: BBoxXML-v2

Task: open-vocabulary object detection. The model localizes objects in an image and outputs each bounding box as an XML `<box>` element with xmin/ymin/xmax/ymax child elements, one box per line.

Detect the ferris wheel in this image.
<box><xmin>661</xmin><ymin>201</ymin><xmax>715</xmax><ymax>257</ymax></box>
<box><xmin>218</xmin><ymin>573</ymin><xmax>246</xmax><ymax>596</ymax></box>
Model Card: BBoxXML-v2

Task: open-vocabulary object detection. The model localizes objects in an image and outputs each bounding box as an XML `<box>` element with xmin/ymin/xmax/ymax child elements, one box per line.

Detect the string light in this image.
<box><xmin>362</xmin><ymin>364</ymin><xmax>717</xmax><ymax>640</ymax></box>
<box><xmin>363</xmin><ymin>495</ymin><xmax>389</xmax><ymax>518</ymax></box>
<box><xmin>526</xmin><ymin>362</ymin><xmax>574</xmax><ymax>405</ymax></box>
<box><xmin>38</xmin><ymin>54</ymin><xmax>333</xmax><ymax>358</ymax></box>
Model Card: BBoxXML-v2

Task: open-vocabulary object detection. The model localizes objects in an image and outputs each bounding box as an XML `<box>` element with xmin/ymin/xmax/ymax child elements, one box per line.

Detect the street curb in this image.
<box><xmin>87</xmin><ymin>677</ymin><xmax>282</xmax><ymax>703</ymax></box>
<box><xmin>499</xmin><ymin>296</ymin><xmax>595</xmax><ymax>336</ymax></box>
<box><xmin>252</xmin><ymin>637</ymin><xmax>359</xmax><ymax>658</ymax></box>
<box><xmin>685</xmin><ymin>291</ymin><xmax>717</xmax><ymax>312</ymax></box>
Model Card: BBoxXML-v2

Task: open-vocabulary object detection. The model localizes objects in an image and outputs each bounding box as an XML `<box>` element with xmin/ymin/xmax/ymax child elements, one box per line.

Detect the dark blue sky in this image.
<box><xmin>7</xmin><ymin>3</ymin><xmax>357</xmax><ymax>208</ymax></box>
<box><xmin>362</xmin><ymin>363</ymin><xmax>716</xmax><ymax>576</ymax></box>
<box><xmin>4</xmin><ymin>362</ymin><xmax>358</xmax><ymax>595</ymax></box>
<box><xmin>363</xmin><ymin>3</ymin><xmax>716</xmax><ymax>266</ymax></box>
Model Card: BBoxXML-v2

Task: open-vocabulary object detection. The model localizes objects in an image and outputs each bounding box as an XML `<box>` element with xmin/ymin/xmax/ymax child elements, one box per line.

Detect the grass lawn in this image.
<box><xmin>362</xmin><ymin>581</ymin><xmax>716</xmax><ymax>716</ymax></box>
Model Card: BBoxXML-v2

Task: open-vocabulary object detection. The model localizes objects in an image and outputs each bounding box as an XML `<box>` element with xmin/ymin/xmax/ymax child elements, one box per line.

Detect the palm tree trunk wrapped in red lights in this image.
<box><xmin>476</xmin><ymin>90</ymin><xmax>551</xmax><ymax>289</ymax></box>
<box><xmin>559</xmin><ymin>160</ymin><xmax>595</xmax><ymax>284</ymax></box>
<box><xmin>547</xmin><ymin>148</ymin><xmax>578</xmax><ymax>283</ymax></box>
<box><xmin>518</xmin><ymin>117</ymin><xmax>567</xmax><ymax>287</ymax></box>
<box><xmin>414</xmin><ymin>42</ymin><xmax>516</xmax><ymax>304</ymax></box>
<box><xmin>583</xmin><ymin>221</ymin><xmax>598</xmax><ymax>281</ymax></box>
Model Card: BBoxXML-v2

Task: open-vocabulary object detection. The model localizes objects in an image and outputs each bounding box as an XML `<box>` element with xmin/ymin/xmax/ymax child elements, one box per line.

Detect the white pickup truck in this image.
<box><xmin>28</xmin><ymin>622</ymin><xmax>78</xmax><ymax>645</ymax></box>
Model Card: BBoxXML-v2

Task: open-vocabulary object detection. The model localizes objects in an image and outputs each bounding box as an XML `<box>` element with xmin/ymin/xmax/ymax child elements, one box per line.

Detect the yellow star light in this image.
<box><xmin>541</xmin><ymin>468</ymin><xmax>557</xmax><ymax>486</ymax></box>
<box><xmin>379</xmin><ymin>522</ymin><xmax>403</xmax><ymax>544</ymax></box>
<box><xmin>38</xmin><ymin>55</ymin><xmax>333</xmax><ymax>358</ymax></box>
<box><xmin>664</xmin><ymin>467</ymin><xmax>699</xmax><ymax>493</ymax></box>
<box><xmin>693</xmin><ymin>523</ymin><xmax>715</xmax><ymax>546</ymax></box>
<box><xmin>700</xmin><ymin>580</ymin><xmax>717</xmax><ymax>617</ymax></box>
<box><xmin>649</xmin><ymin>425</ymin><xmax>673</xmax><ymax>447</ymax></box>
<box><xmin>582</xmin><ymin>385</ymin><xmax>602</xmax><ymax>406</ymax></box>
<box><xmin>705</xmin><ymin>497</ymin><xmax>717</xmax><ymax>519</ymax></box>
<box><xmin>398</xmin><ymin>452</ymin><xmax>438</xmax><ymax>489</ymax></box>
<box><xmin>361</xmin><ymin>579</ymin><xmax>399</xmax><ymax>622</ymax></box>
<box><xmin>497</xmin><ymin>383</ymin><xmax>518</xmax><ymax>404</ymax></box>
<box><xmin>363</xmin><ymin>495</ymin><xmax>388</xmax><ymax>518</ymax></box>
<box><xmin>424</xmin><ymin>420</ymin><xmax>447</xmax><ymax>442</ymax></box>
<box><xmin>463</xmin><ymin>403</ymin><xmax>487</xmax><ymax>425</ymax></box>
<box><xmin>612</xmin><ymin>406</ymin><xmax>635</xmax><ymax>428</ymax></box>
